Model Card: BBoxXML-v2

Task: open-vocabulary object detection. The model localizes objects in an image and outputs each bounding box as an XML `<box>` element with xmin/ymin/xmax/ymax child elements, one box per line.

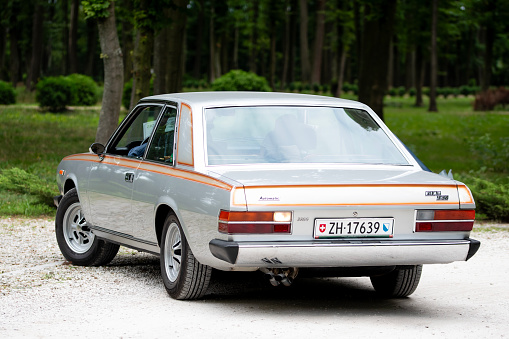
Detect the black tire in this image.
<box><xmin>55</xmin><ymin>188</ymin><xmax>119</xmax><ymax>266</ymax></box>
<box><xmin>370</xmin><ymin>265</ymin><xmax>423</xmax><ymax>298</ymax></box>
<box><xmin>160</xmin><ymin>214</ymin><xmax>211</xmax><ymax>300</ymax></box>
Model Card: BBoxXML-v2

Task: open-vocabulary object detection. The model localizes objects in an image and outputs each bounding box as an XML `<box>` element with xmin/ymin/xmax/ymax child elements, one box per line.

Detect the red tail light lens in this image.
<box><xmin>415</xmin><ymin>209</ymin><xmax>475</xmax><ymax>232</ymax></box>
<box><xmin>218</xmin><ymin>210</ymin><xmax>292</xmax><ymax>234</ymax></box>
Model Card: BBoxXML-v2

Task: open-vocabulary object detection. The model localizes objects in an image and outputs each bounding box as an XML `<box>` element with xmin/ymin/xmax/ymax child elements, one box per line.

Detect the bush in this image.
<box><xmin>456</xmin><ymin>173</ymin><xmax>509</xmax><ymax>222</ymax></box>
<box><xmin>0</xmin><ymin>168</ymin><xmax>55</xmax><ymax>208</ymax></box>
<box><xmin>473</xmin><ymin>87</ymin><xmax>509</xmax><ymax>111</ymax></box>
<box><xmin>468</xmin><ymin>133</ymin><xmax>509</xmax><ymax>172</ymax></box>
<box><xmin>388</xmin><ymin>87</ymin><xmax>397</xmax><ymax>96</ymax></box>
<box><xmin>66</xmin><ymin>74</ymin><xmax>98</xmax><ymax>106</ymax></box>
<box><xmin>0</xmin><ymin>80</ymin><xmax>16</xmax><ymax>105</ymax></box>
<box><xmin>36</xmin><ymin>76</ymin><xmax>73</xmax><ymax>112</ymax></box>
<box><xmin>397</xmin><ymin>86</ymin><xmax>406</xmax><ymax>97</ymax></box>
<box><xmin>211</xmin><ymin>70</ymin><xmax>271</xmax><ymax>92</ymax></box>
<box><xmin>408</xmin><ymin>87</ymin><xmax>416</xmax><ymax>97</ymax></box>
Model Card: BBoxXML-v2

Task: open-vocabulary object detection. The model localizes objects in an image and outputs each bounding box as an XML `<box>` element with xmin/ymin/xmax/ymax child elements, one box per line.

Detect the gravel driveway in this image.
<box><xmin>1</xmin><ymin>217</ymin><xmax>508</xmax><ymax>338</ymax></box>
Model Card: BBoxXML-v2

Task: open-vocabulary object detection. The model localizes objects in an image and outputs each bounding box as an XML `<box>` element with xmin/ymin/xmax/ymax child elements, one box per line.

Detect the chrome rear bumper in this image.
<box><xmin>209</xmin><ymin>238</ymin><xmax>480</xmax><ymax>267</ymax></box>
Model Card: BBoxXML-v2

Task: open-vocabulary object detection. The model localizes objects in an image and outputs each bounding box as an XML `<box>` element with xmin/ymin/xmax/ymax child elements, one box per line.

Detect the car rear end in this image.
<box><xmin>209</xmin><ymin>169</ymin><xmax>479</xmax><ymax>269</ymax></box>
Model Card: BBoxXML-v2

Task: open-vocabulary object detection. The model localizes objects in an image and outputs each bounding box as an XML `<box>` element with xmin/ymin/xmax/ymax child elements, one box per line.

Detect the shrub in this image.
<box><xmin>455</xmin><ymin>173</ymin><xmax>509</xmax><ymax>222</ymax></box>
<box><xmin>468</xmin><ymin>133</ymin><xmax>509</xmax><ymax>172</ymax></box>
<box><xmin>36</xmin><ymin>76</ymin><xmax>73</xmax><ymax>112</ymax></box>
<box><xmin>0</xmin><ymin>80</ymin><xmax>16</xmax><ymax>105</ymax></box>
<box><xmin>408</xmin><ymin>87</ymin><xmax>416</xmax><ymax>97</ymax></box>
<box><xmin>388</xmin><ymin>87</ymin><xmax>397</xmax><ymax>96</ymax></box>
<box><xmin>211</xmin><ymin>70</ymin><xmax>271</xmax><ymax>92</ymax></box>
<box><xmin>66</xmin><ymin>74</ymin><xmax>98</xmax><ymax>106</ymax></box>
<box><xmin>397</xmin><ymin>86</ymin><xmax>406</xmax><ymax>97</ymax></box>
<box><xmin>473</xmin><ymin>87</ymin><xmax>509</xmax><ymax>111</ymax></box>
<box><xmin>0</xmin><ymin>168</ymin><xmax>55</xmax><ymax>208</ymax></box>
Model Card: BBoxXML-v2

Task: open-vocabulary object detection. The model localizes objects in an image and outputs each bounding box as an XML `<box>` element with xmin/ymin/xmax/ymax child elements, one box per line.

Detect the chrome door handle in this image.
<box><xmin>125</xmin><ymin>172</ymin><xmax>134</xmax><ymax>183</ymax></box>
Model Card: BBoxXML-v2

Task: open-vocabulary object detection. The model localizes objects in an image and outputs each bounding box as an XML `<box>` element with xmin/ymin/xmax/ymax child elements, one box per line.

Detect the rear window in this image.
<box><xmin>204</xmin><ymin>106</ymin><xmax>409</xmax><ymax>166</ymax></box>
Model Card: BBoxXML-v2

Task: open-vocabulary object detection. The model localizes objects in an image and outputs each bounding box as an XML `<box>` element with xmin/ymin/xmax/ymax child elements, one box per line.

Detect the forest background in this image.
<box><xmin>0</xmin><ymin>0</ymin><xmax>508</xmax><ymax>221</ymax></box>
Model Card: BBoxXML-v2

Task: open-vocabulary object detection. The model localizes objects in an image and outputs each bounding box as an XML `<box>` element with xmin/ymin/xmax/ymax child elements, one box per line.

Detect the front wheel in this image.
<box><xmin>55</xmin><ymin>188</ymin><xmax>119</xmax><ymax>266</ymax></box>
<box><xmin>160</xmin><ymin>214</ymin><xmax>211</xmax><ymax>300</ymax></box>
<box><xmin>370</xmin><ymin>265</ymin><xmax>423</xmax><ymax>298</ymax></box>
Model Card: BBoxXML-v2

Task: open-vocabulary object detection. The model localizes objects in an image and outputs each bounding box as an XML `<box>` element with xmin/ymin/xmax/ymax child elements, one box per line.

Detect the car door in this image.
<box><xmin>130</xmin><ymin>105</ymin><xmax>178</xmax><ymax>243</ymax></box>
<box><xmin>86</xmin><ymin>104</ymin><xmax>164</xmax><ymax>235</ymax></box>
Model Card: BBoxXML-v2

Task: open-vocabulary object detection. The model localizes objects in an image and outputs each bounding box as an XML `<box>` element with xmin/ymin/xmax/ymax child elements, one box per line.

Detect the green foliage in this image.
<box><xmin>468</xmin><ymin>134</ymin><xmax>509</xmax><ymax>173</ymax></box>
<box><xmin>211</xmin><ymin>70</ymin><xmax>271</xmax><ymax>92</ymax></box>
<box><xmin>36</xmin><ymin>76</ymin><xmax>74</xmax><ymax>112</ymax></box>
<box><xmin>397</xmin><ymin>86</ymin><xmax>406</xmax><ymax>97</ymax></box>
<box><xmin>67</xmin><ymin>74</ymin><xmax>99</xmax><ymax>106</ymax></box>
<box><xmin>0</xmin><ymin>168</ymin><xmax>55</xmax><ymax>209</ymax></box>
<box><xmin>82</xmin><ymin>0</ymin><xmax>111</xmax><ymax>20</ymax></box>
<box><xmin>0</xmin><ymin>81</ymin><xmax>16</xmax><ymax>105</ymax></box>
<box><xmin>456</xmin><ymin>173</ymin><xmax>509</xmax><ymax>222</ymax></box>
<box><xmin>122</xmin><ymin>79</ymin><xmax>133</xmax><ymax>109</ymax></box>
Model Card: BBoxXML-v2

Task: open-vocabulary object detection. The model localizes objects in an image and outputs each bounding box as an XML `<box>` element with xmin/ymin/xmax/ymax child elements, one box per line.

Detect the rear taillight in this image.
<box><xmin>415</xmin><ymin>209</ymin><xmax>475</xmax><ymax>232</ymax></box>
<box><xmin>218</xmin><ymin>210</ymin><xmax>292</xmax><ymax>234</ymax></box>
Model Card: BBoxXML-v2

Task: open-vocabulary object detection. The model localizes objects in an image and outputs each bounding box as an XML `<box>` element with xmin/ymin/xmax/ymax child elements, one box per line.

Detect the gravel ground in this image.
<box><xmin>1</xmin><ymin>217</ymin><xmax>508</xmax><ymax>338</ymax></box>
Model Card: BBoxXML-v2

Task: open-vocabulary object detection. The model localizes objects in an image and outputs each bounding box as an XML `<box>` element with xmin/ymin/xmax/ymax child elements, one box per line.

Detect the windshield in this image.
<box><xmin>205</xmin><ymin>106</ymin><xmax>409</xmax><ymax>166</ymax></box>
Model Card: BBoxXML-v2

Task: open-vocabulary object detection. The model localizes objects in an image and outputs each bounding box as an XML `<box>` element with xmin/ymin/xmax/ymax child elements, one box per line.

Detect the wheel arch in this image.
<box><xmin>63</xmin><ymin>178</ymin><xmax>77</xmax><ymax>194</ymax></box>
<box><xmin>155</xmin><ymin>204</ymin><xmax>177</xmax><ymax>247</ymax></box>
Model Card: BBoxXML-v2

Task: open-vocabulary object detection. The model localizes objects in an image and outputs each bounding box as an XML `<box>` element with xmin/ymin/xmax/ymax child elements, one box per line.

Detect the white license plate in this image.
<box><xmin>314</xmin><ymin>218</ymin><xmax>394</xmax><ymax>239</ymax></box>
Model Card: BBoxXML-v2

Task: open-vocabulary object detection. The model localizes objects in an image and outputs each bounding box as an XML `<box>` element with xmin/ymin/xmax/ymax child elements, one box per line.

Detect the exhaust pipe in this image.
<box><xmin>260</xmin><ymin>267</ymin><xmax>299</xmax><ymax>287</ymax></box>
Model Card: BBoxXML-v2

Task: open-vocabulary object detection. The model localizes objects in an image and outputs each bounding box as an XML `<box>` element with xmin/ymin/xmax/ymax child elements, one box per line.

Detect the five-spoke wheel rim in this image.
<box><xmin>62</xmin><ymin>202</ymin><xmax>94</xmax><ymax>254</ymax></box>
<box><xmin>164</xmin><ymin>222</ymin><xmax>182</xmax><ymax>282</ymax></box>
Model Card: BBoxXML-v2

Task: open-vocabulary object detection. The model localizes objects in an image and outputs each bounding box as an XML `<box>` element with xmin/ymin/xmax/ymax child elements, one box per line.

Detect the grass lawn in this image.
<box><xmin>0</xmin><ymin>94</ymin><xmax>507</xmax><ymax>216</ymax></box>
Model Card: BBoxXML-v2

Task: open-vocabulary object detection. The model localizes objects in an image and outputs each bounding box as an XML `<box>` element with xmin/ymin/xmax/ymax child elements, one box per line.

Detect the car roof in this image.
<box><xmin>139</xmin><ymin>91</ymin><xmax>367</xmax><ymax>109</ymax></box>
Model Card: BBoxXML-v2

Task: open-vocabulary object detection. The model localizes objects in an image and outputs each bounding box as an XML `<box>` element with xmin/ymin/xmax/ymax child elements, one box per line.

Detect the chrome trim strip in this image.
<box><xmin>231</xmin><ymin>239</ymin><xmax>472</xmax><ymax>267</ymax></box>
<box><xmin>90</xmin><ymin>226</ymin><xmax>159</xmax><ymax>255</ymax></box>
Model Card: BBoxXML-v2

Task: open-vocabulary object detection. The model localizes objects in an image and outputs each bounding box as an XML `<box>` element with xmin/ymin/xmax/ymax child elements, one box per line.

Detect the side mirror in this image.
<box><xmin>89</xmin><ymin>142</ymin><xmax>105</xmax><ymax>155</ymax></box>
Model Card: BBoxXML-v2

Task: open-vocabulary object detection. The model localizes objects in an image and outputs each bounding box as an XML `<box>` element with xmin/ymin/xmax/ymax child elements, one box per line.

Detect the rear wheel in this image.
<box><xmin>370</xmin><ymin>265</ymin><xmax>423</xmax><ymax>298</ymax></box>
<box><xmin>55</xmin><ymin>188</ymin><xmax>119</xmax><ymax>266</ymax></box>
<box><xmin>160</xmin><ymin>214</ymin><xmax>211</xmax><ymax>300</ymax></box>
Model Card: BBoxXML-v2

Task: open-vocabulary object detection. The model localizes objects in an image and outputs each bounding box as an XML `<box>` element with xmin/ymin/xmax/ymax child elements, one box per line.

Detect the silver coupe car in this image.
<box><xmin>55</xmin><ymin>92</ymin><xmax>480</xmax><ymax>300</ymax></box>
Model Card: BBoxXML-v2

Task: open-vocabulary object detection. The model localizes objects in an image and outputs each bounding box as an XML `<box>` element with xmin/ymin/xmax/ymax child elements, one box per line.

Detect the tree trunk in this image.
<box><xmin>166</xmin><ymin>0</ymin><xmax>189</xmax><ymax>93</ymax></box>
<box><xmin>358</xmin><ymin>0</ymin><xmax>397</xmax><ymax>121</ymax></box>
<box><xmin>428</xmin><ymin>0</ymin><xmax>438</xmax><ymax>112</ymax></box>
<box><xmin>482</xmin><ymin>25</ymin><xmax>495</xmax><ymax>91</ymax></box>
<box><xmin>311</xmin><ymin>0</ymin><xmax>326</xmax><ymax>85</ymax></box>
<box><xmin>335</xmin><ymin>48</ymin><xmax>347</xmax><ymax>98</ymax></box>
<box><xmin>0</xmin><ymin>26</ymin><xmax>6</xmax><ymax>80</ymax></box>
<box><xmin>153</xmin><ymin>25</ymin><xmax>169</xmax><ymax>94</ymax></box>
<box><xmin>131</xmin><ymin>27</ymin><xmax>154</xmax><ymax>106</ymax></box>
<box><xmin>121</xmin><ymin>0</ymin><xmax>134</xmax><ymax>84</ymax></box>
<box><xmin>61</xmin><ymin>0</ymin><xmax>69</xmax><ymax>74</ymax></box>
<box><xmin>414</xmin><ymin>45</ymin><xmax>424</xmax><ymax>107</ymax></box>
<box><xmin>281</xmin><ymin>1</ymin><xmax>292</xmax><ymax>90</ymax></box>
<box><xmin>68</xmin><ymin>0</ymin><xmax>79</xmax><ymax>74</ymax></box>
<box><xmin>299</xmin><ymin>0</ymin><xmax>311</xmax><ymax>83</ymax></box>
<box><xmin>249</xmin><ymin>0</ymin><xmax>259</xmax><ymax>74</ymax></box>
<box><xmin>387</xmin><ymin>38</ymin><xmax>394</xmax><ymax>90</ymax></box>
<box><xmin>85</xmin><ymin>19</ymin><xmax>97</xmax><ymax>77</ymax></box>
<box><xmin>192</xmin><ymin>0</ymin><xmax>205</xmax><ymax>79</ymax></box>
<box><xmin>209</xmin><ymin>5</ymin><xmax>216</xmax><ymax>83</ymax></box>
<box><xmin>95</xmin><ymin>2</ymin><xmax>124</xmax><ymax>144</ymax></box>
<box><xmin>26</xmin><ymin>2</ymin><xmax>45</xmax><ymax>91</ymax></box>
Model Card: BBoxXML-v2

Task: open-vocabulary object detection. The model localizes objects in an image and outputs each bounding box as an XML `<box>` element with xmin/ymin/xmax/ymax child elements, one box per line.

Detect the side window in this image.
<box><xmin>145</xmin><ymin>107</ymin><xmax>178</xmax><ymax>163</ymax></box>
<box><xmin>109</xmin><ymin>105</ymin><xmax>162</xmax><ymax>156</ymax></box>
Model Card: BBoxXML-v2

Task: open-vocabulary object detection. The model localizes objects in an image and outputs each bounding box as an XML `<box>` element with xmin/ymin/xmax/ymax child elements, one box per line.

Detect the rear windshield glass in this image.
<box><xmin>205</xmin><ymin>106</ymin><xmax>409</xmax><ymax>166</ymax></box>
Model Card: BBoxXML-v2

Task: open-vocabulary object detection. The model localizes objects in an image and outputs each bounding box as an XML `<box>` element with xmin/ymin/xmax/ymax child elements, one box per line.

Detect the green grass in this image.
<box><xmin>0</xmin><ymin>93</ymin><xmax>508</xmax><ymax>217</ymax></box>
<box><xmin>384</xmin><ymin>95</ymin><xmax>509</xmax><ymax>182</ymax></box>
